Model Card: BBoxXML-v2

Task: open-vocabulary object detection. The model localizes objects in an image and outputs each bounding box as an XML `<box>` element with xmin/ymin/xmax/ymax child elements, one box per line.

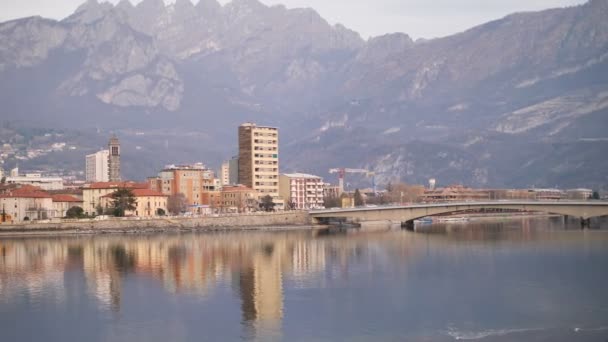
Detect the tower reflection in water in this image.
<box><xmin>0</xmin><ymin>232</ymin><xmax>335</xmax><ymax>339</ymax></box>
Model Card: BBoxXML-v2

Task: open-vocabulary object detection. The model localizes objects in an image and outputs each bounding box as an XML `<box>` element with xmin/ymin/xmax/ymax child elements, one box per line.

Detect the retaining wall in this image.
<box><xmin>0</xmin><ymin>211</ymin><xmax>312</xmax><ymax>233</ymax></box>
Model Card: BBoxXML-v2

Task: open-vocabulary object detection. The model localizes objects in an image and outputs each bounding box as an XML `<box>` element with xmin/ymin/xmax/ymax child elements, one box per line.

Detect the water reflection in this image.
<box><xmin>0</xmin><ymin>218</ymin><xmax>607</xmax><ymax>341</ymax></box>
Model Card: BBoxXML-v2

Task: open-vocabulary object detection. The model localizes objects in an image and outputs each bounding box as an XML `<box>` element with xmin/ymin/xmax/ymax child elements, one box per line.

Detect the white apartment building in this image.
<box><xmin>279</xmin><ymin>173</ymin><xmax>325</xmax><ymax>210</ymax></box>
<box><xmin>86</xmin><ymin>150</ymin><xmax>109</xmax><ymax>183</ymax></box>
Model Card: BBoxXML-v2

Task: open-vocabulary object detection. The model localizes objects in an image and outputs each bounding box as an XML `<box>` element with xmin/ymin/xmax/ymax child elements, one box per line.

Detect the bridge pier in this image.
<box><xmin>580</xmin><ymin>218</ymin><xmax>591</xmax><ymax>229</ymax></box>
<box><xmin>401</xmin><ymin>220</ymin><xmax>415</xmax><ymax>231</ymax></box>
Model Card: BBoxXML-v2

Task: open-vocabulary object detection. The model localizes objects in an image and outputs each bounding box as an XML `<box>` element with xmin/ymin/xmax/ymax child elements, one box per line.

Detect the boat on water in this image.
<box><xmin>434</xmin><ymin>216</ymin><xmax>470</xmax><ymax>223</ymax></box>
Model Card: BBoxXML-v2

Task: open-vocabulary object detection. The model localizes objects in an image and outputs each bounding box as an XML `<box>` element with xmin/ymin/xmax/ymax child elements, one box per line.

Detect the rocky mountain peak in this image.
<box><xmin>115</xmin><ymin>0</ymin><xmax>135</xmax><ymax>11</ymax></box>
<box><xmin>196</xmin><ymin>0</ymin><xmax>222</xmax><ymax>15</ymax></box>
<box><xmin>135</xmin><ymin>0</ymin><xmax>167</xmax><ymax>15</ymax></box>
<box><xmin>64</xmin><ymin>0</ymin><xmax>114</xmax><ymax>24</ymax></box>
<box><xmin>224</xmin><ymin>0</ymin><xmax>267</xmax><ymax>19</ymax></box>
<box><xmin>355</xmin><ymin>33</ymin><xmax>413</xmax><ymax>63</ymax></box>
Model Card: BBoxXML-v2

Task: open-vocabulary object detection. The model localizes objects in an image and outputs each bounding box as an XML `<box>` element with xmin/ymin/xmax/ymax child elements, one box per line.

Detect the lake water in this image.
<box><xmin>1</xmin><ymin>217</ymin><xmax>608</xmax><ymax>341</ymax></box>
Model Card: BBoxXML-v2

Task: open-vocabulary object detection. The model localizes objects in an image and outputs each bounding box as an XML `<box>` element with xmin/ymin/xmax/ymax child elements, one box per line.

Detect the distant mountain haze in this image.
<box><xmin>0</xmin><ymin>0</ymin><xmax>607</xmax><ymax>189</ymax></box>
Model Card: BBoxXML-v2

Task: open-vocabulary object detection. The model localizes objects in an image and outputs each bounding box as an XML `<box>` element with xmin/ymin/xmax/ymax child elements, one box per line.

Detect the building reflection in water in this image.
<box><xmin>1</xmin><ymin>223</ymin><xmax>582</xmax><ymax>337</ymax></box>
<box><xmin>0</xmin><ymin>232</ymin><xmax>336</xmax><ymax>337</ymax></box>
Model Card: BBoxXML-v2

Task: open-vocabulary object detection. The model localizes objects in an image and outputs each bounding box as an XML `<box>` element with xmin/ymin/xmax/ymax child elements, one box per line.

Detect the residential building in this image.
<box><xmin>82</xmin><ymin>181</ymin><xmax>149</xmax><ymax>216</ymax></box>
<box><xmin>0</xmin><ymin>186</ymin><xmax>54</xmax><ymax>223</ymax></box>
<box><xmin>86</xmin><ymin>150</ymin><xmax>109</xmax><ymax>183</ymax></box>
<box><xmin>148</xmin><ymin>163</ymin><xmax>219</xmax><ymax>213</ymax></box>
<box><xmin>202</xmin><ymin>191</ymin><xmax>221</xmax><ymax>212</ymax></box>
<box><xmin>279</xmin><ymin>173</ymin><xmax>324</xmax><ymax>210</ymax></box>
<box><xmin>238</xmin><ymin>123</ymin><xmax>283</xmax><ymax>209</ymax></box>
<box><xmin>5</xmin><ymin>173</ymin><xmax>64</xmax><ymax>191</ymax></box>
<box><xmin>108</xmin><ymin>136</ymin><xmax>121</xmax><ymax>182</ymax></box>
<box><xmin>220</xmin><ymin>161</ymin><xmax>230</xmax><ymax>186</ymax></box>
<box><xmin>323</xmin><ymin>183</ymin><xmax>341</xmax><ymax>199</ymax></box>
<box><xmin>100</xmin><ymin>189</ymin><xmax>168</xmax><ymax>217</ymax></box>
<box><xmin>219</xmin><ymin>185</ymin><xmax>258</xmax><ymax>213</ymax></box>
<box><xmin>52</xmin><ymin>194</ymin><xmax>84</xmax><ymax>218</ymax></box>
<box><xmin>528</xmin><ymin>188</ymin><xmax>565</xmax><ymax>200</ymax></box>
<box><xmin>566</xmin><ymin>188</ymin><xmax>593</xmax><ymax>200</ymax></box>
<box><xmin>419</xmin><ymin>185</ymin><xmax>491</xmax><ymax>203</ymax></box>
<box><xmin>229</xmin><ymin>156</ymin><xmax>239</xmax><ymax>185</ymax></box>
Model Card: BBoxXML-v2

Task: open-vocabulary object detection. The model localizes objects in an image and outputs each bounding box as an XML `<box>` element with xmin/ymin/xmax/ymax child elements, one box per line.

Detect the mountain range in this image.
<box><xmin>1</xmin><ymin>0</ymin><xmax>607</xmax><ymax>190</ymax></box>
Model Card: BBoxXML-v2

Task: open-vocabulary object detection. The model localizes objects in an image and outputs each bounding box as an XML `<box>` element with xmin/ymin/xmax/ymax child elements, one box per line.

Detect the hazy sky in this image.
<box><xmin>0</xmin><ymin>0</ymin><xmax>588</xmax><ymax>39</ymax></box>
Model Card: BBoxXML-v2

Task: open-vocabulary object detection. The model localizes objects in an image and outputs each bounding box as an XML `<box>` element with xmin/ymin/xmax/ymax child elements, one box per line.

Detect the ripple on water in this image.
<box><xmin>445</xmin><ymin>327</ymin><xmax>545</xmax><ymax>340</ymax></box>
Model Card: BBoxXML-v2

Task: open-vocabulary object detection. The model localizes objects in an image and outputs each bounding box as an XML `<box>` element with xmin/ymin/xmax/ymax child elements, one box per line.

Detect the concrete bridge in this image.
<box><xmin>309</xmin><ymin>201</ymin><xmax>608</xmax><ymax>228</ymax></box>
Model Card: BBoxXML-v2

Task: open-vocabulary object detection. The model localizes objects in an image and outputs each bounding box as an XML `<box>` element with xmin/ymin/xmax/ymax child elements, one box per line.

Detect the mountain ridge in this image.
<box><xmin>0</xmin><ymin>0</ymin><xmax>607</xmax><ymax>190</ymax></box>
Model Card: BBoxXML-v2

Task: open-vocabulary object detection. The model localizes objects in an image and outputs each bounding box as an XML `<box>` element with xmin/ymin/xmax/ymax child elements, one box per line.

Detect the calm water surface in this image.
<box><xmin>1</xmin><ymin>217</ymin><xmax>608</xmax><ymax>341</ymax></box>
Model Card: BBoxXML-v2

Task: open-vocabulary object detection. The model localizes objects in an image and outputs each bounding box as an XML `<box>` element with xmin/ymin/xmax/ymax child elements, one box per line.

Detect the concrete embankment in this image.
<box><xmin>0</xmin><ymin>211</ymin><xmax>312</xmax><ymax>235</ymax></box>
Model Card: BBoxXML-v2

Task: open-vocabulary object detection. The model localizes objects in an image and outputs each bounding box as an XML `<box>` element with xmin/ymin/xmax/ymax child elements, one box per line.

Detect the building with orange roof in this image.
<box><xmin>100</xmin><ymin>188</ymin><xmax>168</xmax><ymax>217</ymax></box>
<box><xmin>0</xmin><ymin>186</ymin><xmax>53</xmax><ymax>223</ymax></box>
<box><xmin>52</xmin><ymin>194</ymin><xmax>84</xmax><ymax>218</ymax></box>
<box><xmin>82</xmin><ymin>181</ymin><xmax>150</xmax><ymax>216</ymax></box>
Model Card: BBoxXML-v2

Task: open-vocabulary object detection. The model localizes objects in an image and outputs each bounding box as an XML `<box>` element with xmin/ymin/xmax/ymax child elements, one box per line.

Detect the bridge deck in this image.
<box><xmin>309</xmin><ymin>201</ymin><xmax>608</xmax><ymax>222</ymax></box>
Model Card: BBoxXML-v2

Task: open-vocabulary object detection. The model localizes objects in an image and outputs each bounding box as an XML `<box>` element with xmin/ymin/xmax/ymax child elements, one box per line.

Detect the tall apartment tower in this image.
<box><xmin>108</xmin><ymin>135</ymin><xmax>121</xmax><ymax>182</ymax></box>
<box><xmin>238</xmin><ymin>123</ymin><xmax>280</xmax><ymax>201</ymax></box>
<box><xmin>85</xmin><ymin>150</ymin><xmax>110</xmax><ymax>182</ymax></box>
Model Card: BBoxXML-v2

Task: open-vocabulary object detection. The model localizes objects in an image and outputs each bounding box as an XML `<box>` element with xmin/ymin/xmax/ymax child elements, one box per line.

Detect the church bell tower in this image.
<box><xmin>108</xmin><ymin>135</ymin><xmax>121</xmax><ymax>182</ymax></box>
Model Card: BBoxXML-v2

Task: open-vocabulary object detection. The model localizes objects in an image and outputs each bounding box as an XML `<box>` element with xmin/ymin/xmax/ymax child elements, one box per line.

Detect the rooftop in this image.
<box><xmin>1</xmin><ymin>186</ymin><xmax>52</xmax><ymax>199</ymax></box>
<box><xmin>86</xmin><ymin>182</ymin><xmax>149</xmax><ymax>190</ymax></box>
<box><xmin>282</xmin><ymin>173</ymin><xmax>322</xmax><ymax>179</ymax></box>
<box><xmin>51</xmin><ymin>194</ymin><xmax>83</xmax><ymax>203</ymax></box>
<box><xmin>240</xmin><ymin>122</ymin><xmax>279</xmax><ymax>130</ymax></box>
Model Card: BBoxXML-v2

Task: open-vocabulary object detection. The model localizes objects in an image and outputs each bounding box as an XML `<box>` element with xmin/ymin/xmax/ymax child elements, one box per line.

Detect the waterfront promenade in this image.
<box><xmin>0</xmin><ymin>211</ymin><xmax>312</xmax><ymax>234</ymax></box>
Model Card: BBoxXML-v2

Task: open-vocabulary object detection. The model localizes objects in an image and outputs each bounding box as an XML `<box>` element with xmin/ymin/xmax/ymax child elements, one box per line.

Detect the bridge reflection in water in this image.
<box><xmin>310</xmin><ymin>201</ymin><xmax>608</xmax><ymax>228</ymax></box>
<box><xmin>1</xmin><ymin>221</ymin><xmax>608</xmax><ymax>341</ymax></box>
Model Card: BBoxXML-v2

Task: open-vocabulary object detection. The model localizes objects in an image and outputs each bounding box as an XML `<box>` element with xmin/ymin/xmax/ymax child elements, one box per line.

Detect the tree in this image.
<box><xmin>167</xmin><ymin>193</ymin><xmax>188</xmax><ymax>215</ymax></box>
<box><xmin>156</xmin><ymin>208</ymin><xmax>166</xmax><ymax>216</ymax></box>
<box><xmin>0</xmin><ymin>176</ymin><xmax>5</xmax><ymax>184</ymax></box>
<box><xmin>66</xmin><ymin>206</ymin><xmax>84</xmax><ymax>219</ymax></box>
<box><xmin>354</xmin><ymin>189</ymin><xmax>364</xmax><ymax>207</ymax></box>
<box><xmin>260</xmin><ymin>195</ymin><xmax>276</xmax><ymax>212</ymax></box>
<box><xmin>110</xmin><ymin>188</ymin><xmax>137</xmax><ymax>217</ymax></box>
<box><xmin>592</xmin><ymin>191</ymin><xmax>600</xmax><ymax>200</ymax></box>
<box><xmin>96</xmin><ymin>205</ymin><xmax>104</xmax><ymax>216</ymax></box>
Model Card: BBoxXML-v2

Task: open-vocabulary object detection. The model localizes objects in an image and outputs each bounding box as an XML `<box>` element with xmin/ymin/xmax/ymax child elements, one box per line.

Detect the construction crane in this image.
<box><xmin>329</xmin><ymin>168</ymin><xmax>375</xmax><ymax>194</ymax></box>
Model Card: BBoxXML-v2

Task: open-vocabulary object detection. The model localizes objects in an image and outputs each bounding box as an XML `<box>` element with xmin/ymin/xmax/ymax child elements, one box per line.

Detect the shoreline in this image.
<box><xmin>0</xmin><ymin>211</ymin><xmax>313</xmax><ymax>236</ymax></box>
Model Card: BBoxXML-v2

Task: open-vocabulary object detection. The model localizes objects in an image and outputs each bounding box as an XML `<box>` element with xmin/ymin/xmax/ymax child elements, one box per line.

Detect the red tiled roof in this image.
<box><xmin>87</xmin><ymin>182</ymin><xmax>149</xmax><ymax>190</ymax></box>
<box><xmin>0</xmin><ymin>189</ymin><xmax>52</xmax><ymax>199</ymax></box>
<box><xmin>51</xmin><ymin>195</ymin><xmax>83</xmax><ymax>203</ymax></box>
<box><xmin>101</xmin><ymin>189</ymin><xmax>167</xmax><ymax>198</ymax></box>
<box><xmin>132</xmin><ymin>189</ymin><xmax>167</xmax><ymax>197</ymax></box>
